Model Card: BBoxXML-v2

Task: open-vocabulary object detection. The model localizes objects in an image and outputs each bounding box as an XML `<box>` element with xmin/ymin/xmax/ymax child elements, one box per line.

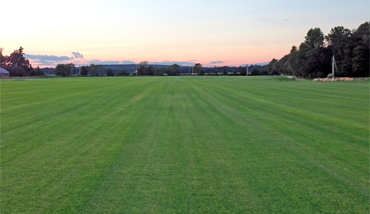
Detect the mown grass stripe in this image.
<box><xmin>1</xmin><ymin>76</ymin><xmax>368</xmax><ymax>213</ymax></box>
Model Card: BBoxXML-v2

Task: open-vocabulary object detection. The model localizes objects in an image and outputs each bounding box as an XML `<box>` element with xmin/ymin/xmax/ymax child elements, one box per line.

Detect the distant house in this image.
<box><xmin>0</xmin><ymin>68</ymin><xmax>10</xmax><ymax>77</ymax></box>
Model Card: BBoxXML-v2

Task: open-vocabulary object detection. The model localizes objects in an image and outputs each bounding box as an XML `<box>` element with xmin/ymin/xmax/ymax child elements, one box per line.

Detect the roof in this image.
<box><xmin>0</xmin><ymin>68</ymin><xmax>10</xmax><ymax>74</ymax></box>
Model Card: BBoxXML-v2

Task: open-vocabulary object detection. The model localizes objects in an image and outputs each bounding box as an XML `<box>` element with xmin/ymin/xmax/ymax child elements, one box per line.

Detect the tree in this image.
<box><xmin>155</xmin><ymin>67</ymin><xmax>164</xmax><ymax>76</ymax></box>
<box><xmin>351</xmin><ymin>22</ymin><xmax>369</xmax><ymax>77</ymax></box>
<box><xmin>89</xmin><ymin>64</ymin><xmax>105</xmax><ymax>76</ymax></box>
<box><xmin>325</xmin><ymin>26</ymin><xmax>352</xmax><ymax>48</ymax></box>
<box><xmin>54</xmin><ymin>63</ymin><xmax>75</xmax><ymax>77</ymax></box>
<box><xmin>36</xmin><ymin>66</ymin><xmax>45</xmax><ymax>76</ymax></box>
<box><xmin>265</xmin><ymin>22</ymin><xmax>369</xmax><ymax>79</ymax></box>
<box><xmin>4</xmin><ymin>47</ymin><xmax>33</xmax><ymax>76</ymax></box>
<box><xmin>266</xmin><ymin>59</ymin><xmax>278</xmax><ymax>75</ymax></box>
<box><xmin>0</xmin><ymin>47</ymin><xmax>8</xmax><ymax>68</ymax></box>
<box><xmin>10</xmin><ymin>66</ymin><xmax>25</xmax><ymax>77</ymax></box>
<box><xmin>352</xmin><ymin>42</ymin><xmax>369</xmax><ymax>77</ymax></box>
<box><xmin>165</xmin><ymin>65</ymin><xmax>172</xmax><ymax>75</ymax></box>
<box><xmin>117</xmin><ymin>69</ymin><xmax>127</xmax><ymax>76</ymax></box>
<box><xmin>240</xmin><ymin>66</ymin><xmax>246</xmax><ymax>75</ymax></box>
<box><xmin>138</xmin><ymin>61</ymin><xmax>148</xmax><ymax>75</ymax></box>
<box><xmin>8</xmin><ymin>47</ymin><xmax>27</xmax><ymax>67</ymax></box>
<box><xmin>213</xmin><ymin>67</ymin><xmax>219</xmax><ymax>76</ymax></box>
<box><xmin>304</xmin><ymin>28</ymin><xmax>324</xmax><ymax>48</ymax></box>
<box><xmin>222</xmin><ymin>66</ymin><xmax>228</xmax><ymax>75</ymax></box>
<box><xmin>171</xmin><ymin>64</ymin><xmax>181</xmax><ymax>76</ymax></box>
<box><xmin>165</xmin><ymin>64</ymin><xmax>180</xmax><ymax>76</ymax></box>
<box><xmin>250</xmin><ymin>67</ymin><xmax>261</xmax><ymax>75</ymax></box>
<box><xmin>80</xmin><ymin>66</ymin><xmax>89</xmax><ymax>76</ymax></box>
<box><xmin>29</xmin><ymin>66</ymin><xmax>45</xmax><ymax>76</ymax></box>
<box><xmin>106</xmin><ymin>68</ymin><xmax>115</xmax><ymax>76</ymax></box>
<box><xmin>325</xmin><ymin>26</ymin><xmax>353</xmax><ymax>76</ymax></box>
<box><xmin>194</xmin><ymin>63</ymin><xmax>204</xmax><ymax>75</ymax></box>
<box><xmin>260</xmin><ymin>67</ymin><xmax>268</xmax><ymax>75</ymax></box>
<box><xmin>148</xmin><ymin>65</ymin><xmax>155</xmax><ymax>76</ymax></box>
<box><xmin>284</xmin><ymin>46</ymin><xmax>299</xmax><ymax>76</ymax></box>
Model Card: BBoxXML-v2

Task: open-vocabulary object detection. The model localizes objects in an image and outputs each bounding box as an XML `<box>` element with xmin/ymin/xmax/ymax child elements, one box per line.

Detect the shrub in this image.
<box><xmin>10</xmin><ymin>66</ymin><xmax>25</xmax><ymax>77</ymax></box>
<box><xmin>251</xmin><ymin>68</ymin><xmax>261</xmax><ymax>76</ymax></box>
<box><xmin>117</xmin><ymin>69</ymin><xmax>127</xmax><ymax>76</ymax></box>
<box><xmin>106</xmin><ymin>69</ymin><xmax>115</xmax><ymax>76</ymax></box>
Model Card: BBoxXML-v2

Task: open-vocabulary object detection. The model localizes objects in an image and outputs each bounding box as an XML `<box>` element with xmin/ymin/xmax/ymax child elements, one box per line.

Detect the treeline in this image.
<box><xmin>135</xmin><ymin>62</ymin><xmax>271</xmax><ymax>76</ymax></box>
<box><xmin>52</xmin><ymin>61</ymin><xmax>270</xmax><ymax>77</ymax></box>
<box><xmin>0</xmin><ymin>46</ymin><xmax>270</xmax><ymax>77</ymax></box>
<box><xmin>266</xmin><ymin>22</ymin><xmax>369</xmax><ymax>78</ymax></box>
<box><xmin>137</xmin><ymin>61</ymin><xmax>180</xmax><ymax>76</ymax></box>
<box><xmin>0</xmin><ymin>47</ymin><xmax>45</xmax><ymax>76</ymax></box>
<box><xmin>53</xmin><ymin>62</ymin><xmax>183</xmax><ymax>76</ymax></box>
<box><xmin>53</xmin><ymin>64</ymin><xmax>123</xmax><ymax>77</ymax></box>
<box><xmin>3</xmin><ymin>22</ymin><xmax>367</xmax><ymax>78</ymax></box>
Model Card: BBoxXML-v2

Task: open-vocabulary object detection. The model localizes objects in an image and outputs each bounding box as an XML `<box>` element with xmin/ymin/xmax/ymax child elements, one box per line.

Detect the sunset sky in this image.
<box><xmin>1</xmin><ymin>0</ymin><xmax>368</xmax><ymax>67</ymax></box>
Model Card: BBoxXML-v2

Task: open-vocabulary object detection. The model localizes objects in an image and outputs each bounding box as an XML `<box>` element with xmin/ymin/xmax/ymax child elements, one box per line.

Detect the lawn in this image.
<box><xmin>1</xmin><ymin>76</ymin><xmax>368</xmax><ymax>213</ymax></box>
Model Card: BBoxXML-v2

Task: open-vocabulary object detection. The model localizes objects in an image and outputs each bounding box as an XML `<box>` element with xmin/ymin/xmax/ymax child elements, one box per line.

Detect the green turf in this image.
<box><xmin>1</xmin><ymin>76</ymin><xmax>369</xmax><ymax>213</ymax></box>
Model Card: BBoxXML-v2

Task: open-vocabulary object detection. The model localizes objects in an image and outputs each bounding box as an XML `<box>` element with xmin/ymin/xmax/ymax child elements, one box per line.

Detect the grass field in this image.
<box><xmin>1</xmin><ymin>76</ymin><xmax>369</xmax><ymax>213</ymax></box>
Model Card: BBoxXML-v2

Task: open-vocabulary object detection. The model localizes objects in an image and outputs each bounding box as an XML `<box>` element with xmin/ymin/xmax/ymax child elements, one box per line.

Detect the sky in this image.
<box><xmin>1</xmin><ymin>0</ymin><xmax>369</xmax><ymax>67</ymax></box>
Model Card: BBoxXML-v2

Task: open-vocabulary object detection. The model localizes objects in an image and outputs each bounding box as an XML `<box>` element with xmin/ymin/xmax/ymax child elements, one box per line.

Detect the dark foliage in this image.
<box><xmin>194</xmin><ymin>63</ymin><xmax>204</xmax><ymax>75</ymax></box>
<box><xmin>0</xmin><ymin>47</ymin><xmax>34</xmax><ymax>76</ymax></box>
<box><xmin>269</xmin><ymin>22</ymin><xmax>369</xmax><ymax>78</ymax></box>
<box><xmin>106</xmin><ymin>68</ymin><xmax>115</xmax><ymax>76</ymax></box>
<box><xmin>80</xmin><ymin>66</ymin><xmax>89</xmax><ymax>76</ymax></box>
<box><xmin>54</xmin><ymin>63</ymin><xmax>75</xmax><ymax>77</ymax></box>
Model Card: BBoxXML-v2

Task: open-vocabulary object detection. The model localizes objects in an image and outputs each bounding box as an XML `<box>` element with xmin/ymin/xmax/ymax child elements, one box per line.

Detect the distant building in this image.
<box><xmin>0</xmin><ymin>68</ymin><xmax>10</xmax><ymax>77</ymax></box>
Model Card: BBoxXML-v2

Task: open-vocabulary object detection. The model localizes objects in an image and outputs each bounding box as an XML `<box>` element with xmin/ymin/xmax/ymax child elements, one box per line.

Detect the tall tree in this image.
<box><xmin>267</xmin><ymin>22</ymin><xmax>369</xmax><ymax>78</ymax></box>
<box><xmin>117</xmin><ymin>69</ymin><xmax>127</xmax><ymax>76</ymax></box>
<box><xmin>250</xmin><ymin>67</ymin><xmax>259</xmax><ymax>75</ymax></box>
<box><xmin>165</xmin><ymin>64</ymin><xmax>180</xmax><ymax>76</ymax></box>
<box><xmin>284</xmin><ymin>46</ymin><xmax>300</xmax><ymax>76</ymax></box>
<box><xmin>80</xmin><ymin>66</ymin><xmax>89</xmax><ymax>76</ymax></box>
<box><xmin>6</xmin><ymin>47</ymin><xmax>33</xmax><ymax>76</ymax></box>
<box><xmin>222</xmin><ymin>66</ymin><xmax>228</xmax><ymax>75</ymax></box>
<box><xmin>299</xmin><ymin>28</ymin><xmax>329</xmax><ymax>78</ymax></box>
<box><xmin>29</xmin><ymin>66</ymin><xmax>45</xmax><ymax>76</ymax></box>
<box><xmin>266</xmin><ymin>59</ymin><xmax>279</xmax><ymax>75</ymax></box>
<box><xmin>155</xmin><ymin>67</ymin><xmax>164</xmax><ymax>76</ymax></box>
<box><xmin>106</xmin><ymin>68</ymin><xmax>115</xmax><ymax>76</ymax></box>
<box><xmin>325</xmin><ymin>26</ymin><xmax>353</xmax><ymax>76</ymax></box>
<box><xmin>213</xmin><ymin>67</ymin><xmax>219</xmax><ymax>76</ymax></box>
<box><xmin>89</xmin><ymin>64</ymin><xmax>104</xmax><ymax>76</ymax></box>
<box><xmin>138</xmin><ymin>61</ymin><xmax>148</xmax><ymax>75</ymax></box>
<box><xmin>304</xmin><ymin>28</ymin><xmax>324</xmax><ymax>48</ymax></box>
<box><xmin>193</xmin><ymin>63</ymin><xmax>204</xmax><ymax>75</ymax></box>
<box><xmin>239</xmin><ymin>66</ymin><xmax>246</xmax><ymax>75</ymax></box>
<box><xmin>0</xmin><ymin>47</ymin><xmax>8</xmax><ymax>68</ymax></box>
<box><xmin>54</xmin><ymin>63</ymin><xmax>75</xmax><ymax>77</ymax></box>
<box><xmin>171</xmin><ymin>64</ymin><xmax>180</xmax><ymax>76</ymax></box>
<box><xmin>351</xmin><ymin>22</ymin><xmax>369</xmax><ymax>77</ymax></box>
<box><xmin>147</xmin><ymin>65</ymin><xmax>155</xmax><ymax>75</ymax></box>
